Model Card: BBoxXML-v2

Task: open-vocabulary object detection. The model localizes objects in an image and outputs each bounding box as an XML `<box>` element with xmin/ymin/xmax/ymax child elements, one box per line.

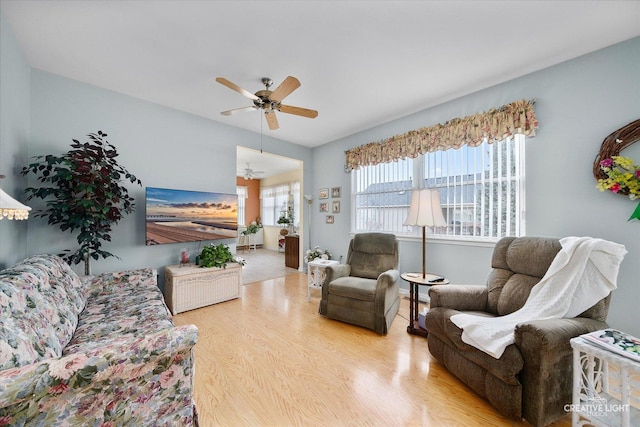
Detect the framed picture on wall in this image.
<box><xmin>332</xmin><ymin>201</ymin><xmax>340</xmax><ymax>213</ymax></box>
<box><xmin>331</xmin><ymin>187</ymin><xmax>341</xmax><ymax>198</ymax></box>
<box><xmin>319</xmin><ymin>188</ymin><xmax>329</xmax><ymax>199</ymax></box>
<box><xmin>319</xmin><ymin>202</ymin><xmax>329</xmax><ymax>212</ymax></box>
<box><xmin>326</xmin><ymin>215</ymin><xmax>334</xmax><ymax>224</ymax></box>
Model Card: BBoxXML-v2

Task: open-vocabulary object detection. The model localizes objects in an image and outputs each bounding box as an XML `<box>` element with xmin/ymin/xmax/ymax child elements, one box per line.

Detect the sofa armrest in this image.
<box><xmin>515</xmin><ymin>317</ymin><xmax>609</xmax><ymax>427</ymax></box>
<box><xmin>324</xmin><ymin>264</ymin><xmax>351</xmax><ymax>285</ymax></box>
<box><xmin>515</xmin><ymin>317</ymin><xmax>608</xmax><ymax>352</ymax></box>
<box><xmin>375</xmin><ymin>269</ymin><xmax>400</xmax><ymax>301</ymax></box>
<box><xmin>0</xmin><ymin>325</ymin><xmax>199</xmax><ymax>425</ymax></box>
<box><xmin>82</xmin><ymin>267</ymin><xmax>158</xmax><ymax>298</ymax></box>
<box><xmin>377</xmin><ymin>269</ymin><xmax>400</xmax><ymax>288</ymax></box>
<box><xmin>320</xmin><ymin>264</ymin><xmax>351</xmax><ymax>306</ymax></box>
<box><xmin>428</xmin><ymin>284</ymin><xmax>488</xmax><ymax>311</ymax></box>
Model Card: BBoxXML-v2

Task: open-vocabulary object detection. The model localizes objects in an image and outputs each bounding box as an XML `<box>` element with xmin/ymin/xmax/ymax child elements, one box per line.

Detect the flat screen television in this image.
<box><xmin>145</xmin><ymin>187</ymin><xmax>238</xmax><ymax>245</ymax></box>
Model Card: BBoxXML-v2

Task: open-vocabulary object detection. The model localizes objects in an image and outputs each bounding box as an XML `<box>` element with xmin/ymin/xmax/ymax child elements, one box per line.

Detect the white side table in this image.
<box><xmin>307</xmin><ymin>259</ymin><xmax>339</xmax><ymax>302</ymax></box>
<box><xmin>570</xmin><ymin>336</ymin><xmax>640</xmax><ymax>427</ymax></box>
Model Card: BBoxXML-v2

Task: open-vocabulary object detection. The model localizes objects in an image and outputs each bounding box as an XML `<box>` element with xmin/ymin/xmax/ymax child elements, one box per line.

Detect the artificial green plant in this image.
<box><xmin>21</xmin><ymin>131</ymin><xmax>141</xmax><ymax>274</ymax></box>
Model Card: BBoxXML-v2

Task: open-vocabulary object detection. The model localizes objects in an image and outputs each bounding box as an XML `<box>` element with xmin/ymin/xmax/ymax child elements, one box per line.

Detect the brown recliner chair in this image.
<box><xmin>425</xmin><ymin>236</ymin><xmax>612</xmax><ymax>426</ymax></box>
<box><xmin>319</xmin><ymin>233</ymin><xmax>400</xmax><ymax>335</ymax></box>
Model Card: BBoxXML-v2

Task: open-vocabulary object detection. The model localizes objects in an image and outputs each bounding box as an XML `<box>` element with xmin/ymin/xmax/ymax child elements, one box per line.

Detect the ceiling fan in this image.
<box><xmin>239</xmin><ymin>163</ymin><xmax>264</xmax><ymax>180</ymax></box>
<box><xmin>216</xmin><ymin>76</ymin><xmax>318</xmax><ymax>130</ymax></box>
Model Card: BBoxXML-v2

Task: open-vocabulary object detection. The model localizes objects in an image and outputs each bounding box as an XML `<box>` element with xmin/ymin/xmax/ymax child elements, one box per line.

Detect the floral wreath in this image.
<box><xmin>593</xmin><ymin>118</ymin><xmax>640</xmax><ymax>221</ymax></box>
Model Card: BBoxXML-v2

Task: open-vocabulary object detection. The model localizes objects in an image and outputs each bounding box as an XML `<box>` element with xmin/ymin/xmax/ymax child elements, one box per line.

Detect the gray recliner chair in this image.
<box><xmin>424</xmin><ymin>236</ymin><xmax>612</xmax><ymax>426</ymax></box>
<box><xmin>319</xmin><ymin>233</ymin><xmax>400</xmax><ymax>334</ymax></box>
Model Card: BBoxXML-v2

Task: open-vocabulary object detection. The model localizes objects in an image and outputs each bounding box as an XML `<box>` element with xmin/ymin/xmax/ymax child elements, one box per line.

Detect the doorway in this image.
<box><xmin>236</xmin><ymin>146</ymin><xmax>305</xmax><ymax>279</ymax></box>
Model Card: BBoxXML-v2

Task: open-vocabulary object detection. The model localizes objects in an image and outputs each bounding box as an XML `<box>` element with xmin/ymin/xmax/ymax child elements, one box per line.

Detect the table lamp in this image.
<box><xmin>0</xmin><ymin>175</ymin><xmax>31</xmax><ymax>220</ymax></box>
<box><xmin>403</xmin><ymin>188</ymin><xmax>446</xmax><ymax>279</ymax></box>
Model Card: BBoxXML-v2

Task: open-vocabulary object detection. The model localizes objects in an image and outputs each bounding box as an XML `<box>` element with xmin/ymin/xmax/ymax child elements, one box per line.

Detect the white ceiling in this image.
<box><xmin>2</xmin><ymin>1</ymin><xmax>639</xmax><ymax>177</ymax></box>
<box><xmin>237</xmin><ymin>146</ymin><xmax>301</xmax><ymax>179</ymax></box>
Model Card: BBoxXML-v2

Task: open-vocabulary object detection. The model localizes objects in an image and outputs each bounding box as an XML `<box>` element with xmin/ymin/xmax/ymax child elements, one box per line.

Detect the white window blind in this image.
<box><xmin>352</xmin><ymin>135</ymin><xmax>525</xmax><ymax>241</ymax></box>
<box><xmin>291</xmin><ymin>181</ymin><xmax>300</xmax><ymax>227</ymax></box>
<box><xmin>236</xmin><ymin>186</ymin><xmax>247</xmax><ymax>226</ymax></box>
<box><xmin>261</xmin><ymin>182</ymin><xmax>300</xmax><ymax>226</ymax></box>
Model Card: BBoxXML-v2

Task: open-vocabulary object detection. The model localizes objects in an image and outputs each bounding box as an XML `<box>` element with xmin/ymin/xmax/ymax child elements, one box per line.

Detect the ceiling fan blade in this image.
<box><xmin>221</xmin><ymin>106</ymin><xmax>258</xmax><ymax>116</ymax></box>
<box><xmin>216</xmin><ymin>77</ymin><xmax>259</xmax><ymax>100</ymax></box>
<box><xmin>265</xmin><ymin>110</ymin><xmax>279</xmax><ymax>130</ymax></box>
<box><xmin>269</xmin><ymin>76</ymin><xmax>300</xmax><ymax>103</ymax></box>
<box><xmin>279</xmin><ymin>104</ymin><xmax>318</xmax><ymax>119</ymax></box>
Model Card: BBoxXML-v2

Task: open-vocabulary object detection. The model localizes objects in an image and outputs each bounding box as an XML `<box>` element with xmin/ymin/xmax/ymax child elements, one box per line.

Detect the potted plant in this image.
<box><xmin>277</xmin><ymin>215</ymin><xmax>291</xmax><ymax>226</ymax></box>
<box><xmin>199</xmin><ymin>243</ymin><xmax>245</xmax><ymax>269</ymax></box>
<box><xmin>241</xmin><ymin>223</ymin><xmax>260</xmax><ymax>235</ymax></box>
<box><xmin>21</xmin><ymin>131</ymin><xmax>141</xmax><ymax>275</ymax></box>
<box><xmin>277</xmin><ymin>214</ymin><xmax>292</xmax><ymax>236</ymax></box>
<box><xmin>304</xmin><ymin>246</ymin><xmax>332</xmax><ymax>263</ymax></box>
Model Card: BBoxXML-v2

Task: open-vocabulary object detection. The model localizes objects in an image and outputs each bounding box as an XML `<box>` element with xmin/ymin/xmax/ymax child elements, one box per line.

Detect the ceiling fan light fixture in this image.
<box><xmin>217</xmin><ymin>75</ymin><xmax>318</xmax><ymax>130</ymax></box>
<box><xmin>240</xmin><ymin>163</ymin><xmax>264</xmax><ymax>180</ymax></box>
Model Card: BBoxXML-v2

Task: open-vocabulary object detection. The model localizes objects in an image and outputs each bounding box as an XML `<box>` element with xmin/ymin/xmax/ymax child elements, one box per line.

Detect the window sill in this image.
<box><xmin>349</xmin><ymin>231</ymin><xmax>498</xmax><ymax>248</ymax></box>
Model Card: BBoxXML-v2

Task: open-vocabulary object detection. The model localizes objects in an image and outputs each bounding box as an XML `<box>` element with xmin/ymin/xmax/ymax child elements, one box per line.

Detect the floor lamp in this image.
<box><xmin>304</xmin><ymin>194</ymin><xmax>313</xmax><ymax>250</ymax></box>
<box><xmin>403</xmin><ymin>188</ymin><xmax>446</xmax><ymax>279</ymax></box>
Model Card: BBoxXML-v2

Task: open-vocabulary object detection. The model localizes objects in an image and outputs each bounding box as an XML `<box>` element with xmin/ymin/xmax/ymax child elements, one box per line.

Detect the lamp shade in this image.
<box><xmin>403</xmin><ymin>188</ymin><xmax>446</xmax><ymax>227</ymax></box>
<box><xmin>0</xmin><ymin>187</ymin><xmax>32</xmax><ymax>220</ymax></box>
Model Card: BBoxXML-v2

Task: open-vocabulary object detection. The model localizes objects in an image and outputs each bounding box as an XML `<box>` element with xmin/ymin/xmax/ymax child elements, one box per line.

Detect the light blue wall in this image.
<box><xmin>312</xmin><ymin>37</ymin><xmax>640</xmax><ymax>336</ymax></box>
<box><xmin>0</xmin><ymin>12</ymin><xmax>30</xmax><ymax>268</ymax></box>
<box><xmin>2</xmin><ymin>11</ymin><xmax>638</xmax><ymax>336</ymax></box>
<box><xmin>24</xmin><ymin>70</ymin><xmax>311</xmax><ymax>289</ymax></box>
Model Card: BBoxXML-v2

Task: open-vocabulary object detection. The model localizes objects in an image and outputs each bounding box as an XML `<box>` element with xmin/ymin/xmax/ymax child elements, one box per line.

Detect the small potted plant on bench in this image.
<box><xmin>198</xmin><ymin>243</ymin><xmax>245</xmax><ymax>269</ymax></box>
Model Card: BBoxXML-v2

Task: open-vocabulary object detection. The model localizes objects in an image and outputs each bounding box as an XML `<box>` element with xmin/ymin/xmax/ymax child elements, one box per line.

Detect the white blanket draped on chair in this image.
<box><xmin>450</xmin><ymin>236</ymin><xmax>627</xmax><ymax>359</ymax></box>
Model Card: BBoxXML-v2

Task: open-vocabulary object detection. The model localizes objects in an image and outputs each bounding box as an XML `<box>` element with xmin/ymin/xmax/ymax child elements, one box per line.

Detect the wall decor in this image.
<box><xmin>593</xmin><ymin>118</ymin><xmax>640</xmax><ymax>221</ymax></box>
<box><xmin>319</xmin><ymin>188</ymin><xmax>329</xmax><ymax>199</ymax></box>
<box><xmin>331</xmin><ymin>187</ymin><xmax>341</xmax><ymax>198</ymax></box>
<box><xmin>319</xmin><ymin>202</ymin><xmax>328</xmax><ymax>212</ymax></box>
<box><xmin>145</xmin><ymin>187</ymin><xmax>238</xmax><ymax>245</ymax></box>
<box><xmin>326</xmin><ymin>215</ymin><xmax>334</xmax><ymax>224</ymax></box>
<box><xmin>332</xmin><ymin>201</ymin><xmax>340</xmax><ymax>213</ymax></box>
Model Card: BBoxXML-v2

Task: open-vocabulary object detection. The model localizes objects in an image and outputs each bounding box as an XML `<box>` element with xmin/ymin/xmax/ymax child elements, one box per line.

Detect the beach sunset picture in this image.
<box><xmin>145</xmin><ymin>187</ymin><xmax>238</xmax><ymax>245</ymax></box>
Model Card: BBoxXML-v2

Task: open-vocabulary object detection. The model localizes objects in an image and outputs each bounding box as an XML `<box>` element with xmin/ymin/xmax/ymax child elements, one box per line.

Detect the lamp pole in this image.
<box><xmin>422</xmin><ymin>225</ymin><xmax>426</xmax><ymax>279</ymax></box>
<box><xmin>304</xmin><ymin>195</ymin><xmax>313</xmax><ymax>250</ymax></box>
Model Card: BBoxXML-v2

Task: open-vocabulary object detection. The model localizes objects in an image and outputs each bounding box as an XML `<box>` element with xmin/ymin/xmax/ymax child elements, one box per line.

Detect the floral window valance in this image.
<box><xmin>345</xmin><ymin>99</ymin><xmax>538</xmax><ymax>170</ymax></box>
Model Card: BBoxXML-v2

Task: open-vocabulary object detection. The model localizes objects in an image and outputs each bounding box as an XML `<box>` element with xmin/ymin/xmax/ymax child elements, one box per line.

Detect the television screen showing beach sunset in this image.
<box><xmin>145</xmin><ymin>187</ymin><xmax>238</xmax><ymax>245</ymax></box>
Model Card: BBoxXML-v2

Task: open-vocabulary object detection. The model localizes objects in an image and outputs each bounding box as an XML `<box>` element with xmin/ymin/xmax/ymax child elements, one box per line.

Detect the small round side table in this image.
<box><xmin>401</xmin><ymin>272</ymin><xmax>449</xmax><ymax>337</ymax></box>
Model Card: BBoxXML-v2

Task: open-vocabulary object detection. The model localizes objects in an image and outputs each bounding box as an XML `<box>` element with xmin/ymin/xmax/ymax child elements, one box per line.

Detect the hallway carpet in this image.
<box><xmin>238</xmin><ymin>248</ymin><xmax>300</xmax><ymax>284</ymax></box>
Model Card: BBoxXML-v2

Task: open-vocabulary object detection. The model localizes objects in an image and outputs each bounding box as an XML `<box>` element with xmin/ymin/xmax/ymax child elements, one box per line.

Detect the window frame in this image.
<box><xmin>350</xmin><ymin>135</ymin><xmax>526</xmax><ymax>243</ymax></box>
<box><xmin>260</xmin><ymin>181</ymin><xmax>300</xmax><ymax>227</ymax></box>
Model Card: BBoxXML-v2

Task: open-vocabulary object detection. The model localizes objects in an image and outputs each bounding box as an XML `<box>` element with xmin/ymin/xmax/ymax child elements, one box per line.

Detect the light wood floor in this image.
<box><xmin>173</xmin><ymin>273</ymin><xmax>572</xmax><ymax>427</ymax></box>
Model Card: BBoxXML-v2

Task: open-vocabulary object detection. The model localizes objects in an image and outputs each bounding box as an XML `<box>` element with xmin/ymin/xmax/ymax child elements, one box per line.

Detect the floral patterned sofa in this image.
<box><xmin>0</xmin><ymin>254</ymin><xmax>199</xmax><ymax>426</ymax></box>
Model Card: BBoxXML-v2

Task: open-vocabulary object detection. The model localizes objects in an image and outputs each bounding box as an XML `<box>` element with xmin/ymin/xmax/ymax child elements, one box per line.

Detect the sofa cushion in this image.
<box><xmin>426</xmin><ymin>306</ymin><xmax>524</xmax><ymax>385</ymax></box>
<box><xmin>64</xmin><ymin>268</ymin><xmax>173</xmax><ymax>354</ymax></box>
<box><xmin>0</xmin><ymin>268</ymin><xmax>65</xmax><ymax>369</ymax></box>
<box><xmin>22</xmin><ymin>254</ymin><xmax>86</xmax><ymax>315</ymax></box>
<box><xmin>0</xmin><ymin>255</ymin><xmax>87</xmax><ymax>370</ymax></box>
<box><xmin>487</xmin><ymin>237</ymin><xmax>561</xmax><ymax>316</ymax></box>
<box><xmin>348</xmin><ymin>233</ymin><xmax>398</xmax><ymax>279</ymax></box>
<box><xmin>497</xmin><ymin>274</ymin><xmax>543</xmax><ymax>316</ymax></box>
<box><xmin>327</xmin><ymin>276</ymin><xmax>377</xmax><ymax>301</ymax></box>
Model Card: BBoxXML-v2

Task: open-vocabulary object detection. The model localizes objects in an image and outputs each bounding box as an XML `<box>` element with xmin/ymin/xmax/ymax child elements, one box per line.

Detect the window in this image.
<box><xmin>236</xmin><ymin>186</ymin><xmax>247</xmax><ymax>226</ymax></box>
<box><xmin>352</xmin><ymin>135</ymin><xmax>525</xmax><ymax>241</ymax></box>
<box><xmin>260</xmin><ymin>182</ymin><xmax>300</xmax><ymax>226</ymax></box>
